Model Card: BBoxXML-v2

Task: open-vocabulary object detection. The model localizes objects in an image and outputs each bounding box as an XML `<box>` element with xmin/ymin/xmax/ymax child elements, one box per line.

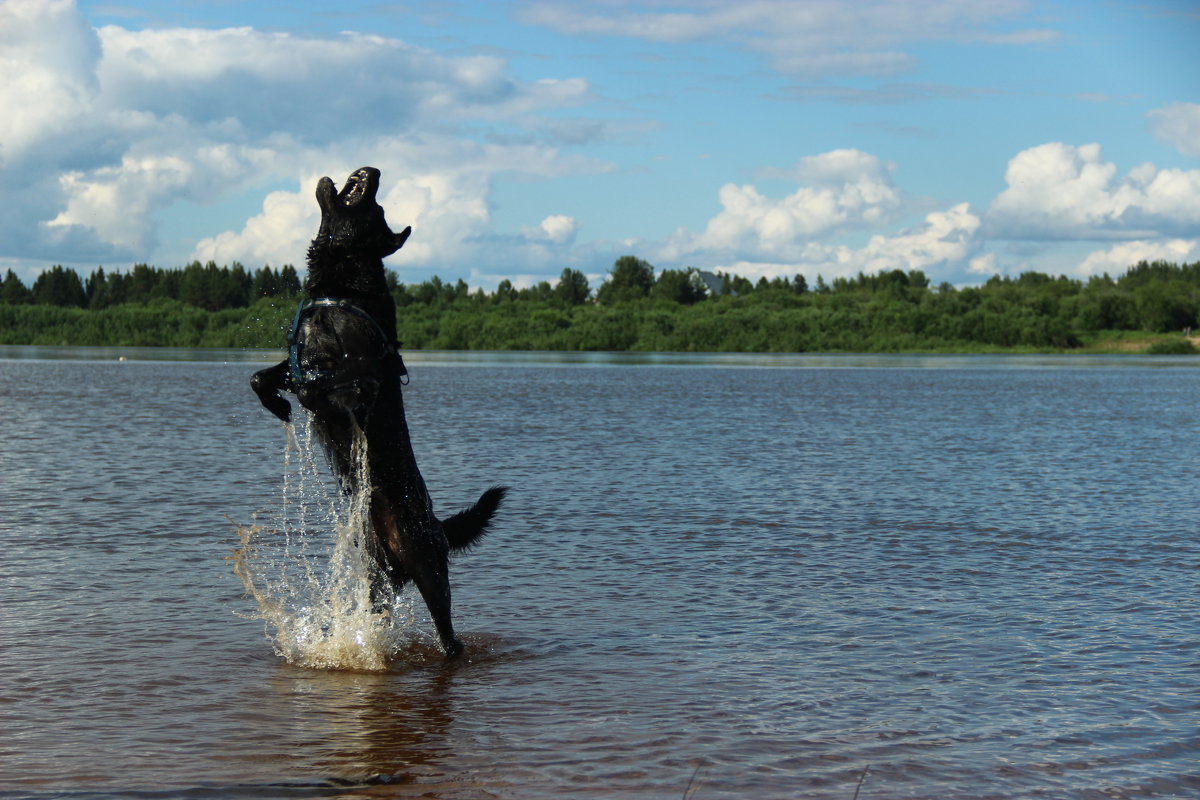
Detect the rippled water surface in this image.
<box><xmin>1</xmin><ymin>347</ymin><xmax>1198</xmax><ymax>800</ymax></box>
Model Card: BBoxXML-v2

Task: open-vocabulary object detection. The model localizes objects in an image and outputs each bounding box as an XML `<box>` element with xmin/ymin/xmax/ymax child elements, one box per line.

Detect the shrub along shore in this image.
<box><xmin>1</xmin><ymin>257</ymin><xmax>1198</xmax><ymax>354</ymax></box>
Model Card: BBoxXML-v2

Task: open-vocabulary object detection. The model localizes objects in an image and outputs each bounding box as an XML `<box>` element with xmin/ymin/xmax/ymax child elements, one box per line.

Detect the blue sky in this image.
<box><xmin>2</xmin><ymin>0</ymin><xmax>1197</xmax><ymax>290</ymax></box>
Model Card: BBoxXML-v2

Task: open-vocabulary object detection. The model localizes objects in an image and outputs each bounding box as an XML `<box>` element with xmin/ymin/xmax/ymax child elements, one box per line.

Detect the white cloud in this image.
<box><xmin>968</xmin><ymin>252</ymin><xmax>999</xmax><ymax>276</ymax></box>
<box><xmin>790</xmin><ymin>148</ymin><xmax>896</xmax><ymax>188</ymax></box>
<box><xmin>191</xmin><ymin>185</ymin><xmax>316</xmax><ymax>269</ymax></box>
<box><xmin>664</xmin><ymin>149</ymin><xmax>900</xmax><ymax>261</ymax></box>
<box><xmin>658</xmin><ymin>195</ymin><xmax>979</xmax><ymax>283</ymax></box>
<box><xmin>0</xmin><ymin>0</ymin><xmax>100</xmax><ymax>161</ymax></box>
<box><xmin>522</xmin><ymin>214</ymin><xmax>581</xmax><ymax>244</ymax></box>
<box><xmin>986</xmin><ymin>142</ymin><xmax>1200</xmax><ymax>240</ymax></box>
<box><xmin>646</xmin><ymin>148</ymin><xmax>989</xmax><ymax>282</ymax></box>
<box><xmin>850</xmin><ymin>202</ymin><xmax>979</xmax><ymax>275</ymax></box>
<box><xmin>1148</xmin><ymin>102</ymin><xmax>1200</xmax><ymax>158</ymax></box>
<box><xmin>1074</xmin><ymin>239</ymin><xmax>1200</xmax><ymax>278</ymax></box>
<box><xmin>47</xmin><ymin>142</ymin><xmax>287</xmax><ymax>254</ymax></box>
<box><xmin>521</xmin><ymin>0</ymin><xmax>1056</xmax><ymax>77</ymax></box>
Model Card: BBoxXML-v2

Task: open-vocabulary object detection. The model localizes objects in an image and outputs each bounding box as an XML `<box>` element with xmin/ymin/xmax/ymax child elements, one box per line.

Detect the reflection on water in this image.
<box><xmin>260</xmin><ymin>666</ymin><xmax>457</xmax><ymax>787</ymax></box>
<box><xmin>0</xmin><ymin>348</ymin><xmax>1197</xmax><ymax>799</ymax></box>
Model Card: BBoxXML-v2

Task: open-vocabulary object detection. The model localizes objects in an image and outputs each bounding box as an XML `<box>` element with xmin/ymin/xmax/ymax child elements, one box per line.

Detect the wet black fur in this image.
<box><xmin>251</xmin><ymin>167</ymin><xmax>506</xmax><ymax>658</ymax></box>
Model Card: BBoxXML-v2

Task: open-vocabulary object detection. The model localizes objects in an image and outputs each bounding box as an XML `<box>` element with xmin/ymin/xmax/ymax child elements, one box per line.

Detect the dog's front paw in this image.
<box><xmin>264</xmin><ymin>395</ymin><xmax>292</xmax><ymax>423</ymax></box>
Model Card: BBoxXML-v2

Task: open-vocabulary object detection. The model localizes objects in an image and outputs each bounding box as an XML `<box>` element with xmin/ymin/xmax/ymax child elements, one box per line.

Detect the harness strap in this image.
<box><xmin>287</xmin><ymin>297</ymin><xmax>406</xmax><ymax>387</ymax></box>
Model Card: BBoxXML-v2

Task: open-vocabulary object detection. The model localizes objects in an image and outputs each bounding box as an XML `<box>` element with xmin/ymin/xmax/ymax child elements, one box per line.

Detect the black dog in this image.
<box><xmin>251</xmin><ymin>167</ymin><xmax>505</xmax><ymax>658</ymax></box>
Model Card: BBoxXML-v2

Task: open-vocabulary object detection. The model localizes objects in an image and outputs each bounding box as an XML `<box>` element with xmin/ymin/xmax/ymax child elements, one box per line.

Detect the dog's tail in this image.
<box><xmin>443</xmin><ymin>486</ymin><xmax>508</xmax><ymax>551</ymax></box>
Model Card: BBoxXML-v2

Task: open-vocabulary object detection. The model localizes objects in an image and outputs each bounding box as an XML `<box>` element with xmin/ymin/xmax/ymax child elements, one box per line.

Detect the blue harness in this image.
<box><xmin>286</xmin><ymin>297</ymin><xmax>401</xmax><ymax>387</ymax></box>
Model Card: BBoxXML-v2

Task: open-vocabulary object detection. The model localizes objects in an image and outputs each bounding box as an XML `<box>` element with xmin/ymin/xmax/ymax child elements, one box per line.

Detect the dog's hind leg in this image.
<box><xmin>370</xmin><ymin>498</ymin><xmax>463</xmax><ymax>656</ymax></box>
<box><xmin>409</xmin><ymin>557</ymin><xmax>463</xmax><ymax>658</ymax></box>
<box><xmin>366</xmin><ymin>499</ymin><xmax>406</xmax><ymax>608</ymax></box>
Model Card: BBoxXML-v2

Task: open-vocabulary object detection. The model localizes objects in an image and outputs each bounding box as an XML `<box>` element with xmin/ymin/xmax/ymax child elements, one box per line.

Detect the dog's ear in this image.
<box><xmin>393</xmin><ymin>225</ymin><xmax>412</xmax><ymax>252</ymax></box>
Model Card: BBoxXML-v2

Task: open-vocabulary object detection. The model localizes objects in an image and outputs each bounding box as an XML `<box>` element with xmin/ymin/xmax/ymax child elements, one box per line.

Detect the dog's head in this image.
<box><xmin>313</xmin><ymin>167</ymin><xmax>411</xmax><ymax>259</ymax></box>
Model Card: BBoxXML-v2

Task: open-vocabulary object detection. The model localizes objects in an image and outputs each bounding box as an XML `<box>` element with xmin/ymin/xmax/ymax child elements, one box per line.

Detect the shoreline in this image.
<box><xmin>3</xmin><ymin>343</ymin><xmax>1198</xmax><ymax>367</ymax></box>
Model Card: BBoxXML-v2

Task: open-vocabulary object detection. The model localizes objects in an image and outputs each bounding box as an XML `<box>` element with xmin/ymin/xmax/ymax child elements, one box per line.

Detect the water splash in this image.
<box><xmin>232</xmin><ymin>414</ymin><xmax>424</xmax><ymax>671</ymax></box>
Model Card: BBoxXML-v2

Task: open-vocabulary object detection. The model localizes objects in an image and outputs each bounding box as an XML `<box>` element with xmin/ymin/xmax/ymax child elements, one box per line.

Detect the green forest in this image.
<box><xmin>2</xmin><ymin>256</ymin><xmax>1199</xmax><ymax>354</ymax></box>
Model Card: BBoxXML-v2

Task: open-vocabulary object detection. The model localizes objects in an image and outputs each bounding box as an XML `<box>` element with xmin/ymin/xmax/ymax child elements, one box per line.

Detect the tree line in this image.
<box><xmin>1</xmin><ymin>261</ymin><xmax>301</xmax><ymax>312</ymax></box>
<box><xmin>1</xmin><ymin>256</ymin><xmax>1198</xmax><ymax>353</ymax></box>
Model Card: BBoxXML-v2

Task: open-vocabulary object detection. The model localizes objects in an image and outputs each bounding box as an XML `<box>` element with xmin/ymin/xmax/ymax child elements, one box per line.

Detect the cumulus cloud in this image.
<box><xmin>0</xmin><ymin>0</ymin><xmax>100</xmax><ymax>161</ymax></box>
<box><xmin>192</xmin><ymin>184</ymin><xmax>317</xmax><ymax>269</ymax></box>
<box><xmin>521</xmin><ymin>0</ymin><xmax>1057</xmax><ymax>77</ymax></box>
<box><xmin>522</xmin><ymin>214</ymin><xmax>581</xmax><ymax>244</ymax></box>
<box><xmin>46</xmin><ymin>141</ymin><xmax>289</xmax><ymax>255</ymax></box>
<box><xmin>1074</xmin><ymin>239</ymin><xmax>1200</xmax><ymax>278</ymax></box>
<box><xmin>1148</xmin><ymin>102</ymin><xmax>1200</xmax><ymax>158</ymax></box>
<box><xmin>684</xmin><ymin>206</ymin><xmax>977</xmax><ymax>283</ymax></box>
<box><xmin>848</xmin><ymin>202</ymin><xmax>980</xmax><ymax>275</ymax></box>
<box><xmin>648</xmin><ymin>148</ymin><xmax>991</xmax><ymax>282</ymax></box>
<box><xmin>664</xmin><ymin>149</ymin><xmax>900</xmax><ymax>262</ymax></box>
<box><xmin>968</xmin><ymin>252</ymin><xmax>999</xmax><ymax>275</ymax></box>
<box><xmin>0</xmin><ymin>0</ymin><xmax>596</xmax><ymax>270</ymax></box>
<box><xmin>986</xmin><ymin>142</ymin><xmax>1200</xmax><ymax>240</ymax></box>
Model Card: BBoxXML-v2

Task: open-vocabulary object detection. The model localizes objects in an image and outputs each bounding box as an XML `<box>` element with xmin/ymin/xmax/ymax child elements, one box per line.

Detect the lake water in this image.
<box><xmin>0</xmin><ymin>346</ymin><xmax>1197</xmax><ymax>799</ymax></box>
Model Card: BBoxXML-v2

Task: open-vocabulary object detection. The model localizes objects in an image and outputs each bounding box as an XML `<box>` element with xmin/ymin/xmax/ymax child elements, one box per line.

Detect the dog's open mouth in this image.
<box><xmin>338</xmin><ymin>167</ymin><xmax>380</xmax><ymax>208</ymax></box>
